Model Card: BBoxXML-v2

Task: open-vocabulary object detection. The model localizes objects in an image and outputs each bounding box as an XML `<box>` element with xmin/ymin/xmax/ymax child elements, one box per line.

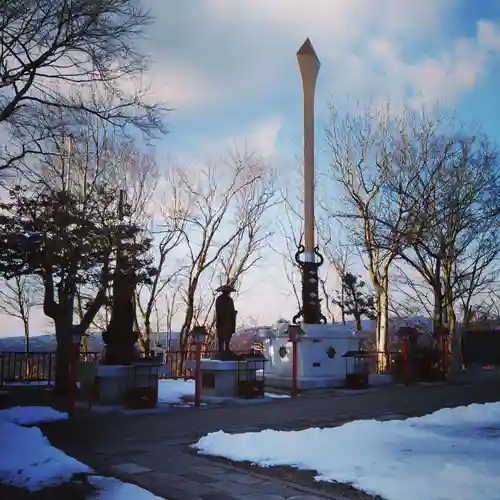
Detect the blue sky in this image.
<box><xmin>2</xmin><ymin>0</ymin><xmax>500</xmax><ymax>336</ymax></box>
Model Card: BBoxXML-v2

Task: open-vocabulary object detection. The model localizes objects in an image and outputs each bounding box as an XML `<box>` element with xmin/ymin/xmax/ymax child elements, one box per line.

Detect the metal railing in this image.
<box><xmin>0</xmin><ymin>352</ymin><xmax>56</xmax><ymax>387</ymax></box>
<box><xmin>0</xmin><ymin>348</ymin><xmax>246</xmax><ymax>386</ymax></box>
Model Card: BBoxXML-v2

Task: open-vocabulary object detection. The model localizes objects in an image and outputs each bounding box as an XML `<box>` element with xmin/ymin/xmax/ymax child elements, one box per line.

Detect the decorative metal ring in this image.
<box><xmin>294</xmin><ymin>244</ymin><xmax>305</xmax><ymax>266</ymax></box>
<box><xmin>314</xmin><ymin>246</ymin><xmax>324</xmax><ymax>267</ymax></box>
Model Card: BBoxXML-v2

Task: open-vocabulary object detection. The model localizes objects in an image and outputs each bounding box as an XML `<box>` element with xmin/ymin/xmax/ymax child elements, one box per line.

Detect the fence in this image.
<box><xmin>0</xmin><ymin>352</ymin><xmax>56</xmax><ymax>387</ymax></box>
<box><xmin>0</xmin><ymin>348</ymin><xmax>227</xmax><ymax>386</ymax></box>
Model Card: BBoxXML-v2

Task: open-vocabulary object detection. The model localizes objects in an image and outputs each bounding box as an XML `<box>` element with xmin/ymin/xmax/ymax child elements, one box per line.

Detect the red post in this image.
<box><xmin>68</xmin><ymin>346</ymin><xmax>78</xmax><ymax>417</ymax></box>
<box><xmin>291</xmin><ymin>339</ymin><xmax>298</xmax><ymax>398</ymax></box>
<box><xmin>194</xmin><ymin>342</ymin><xmax>202</xmax><ymax>407</ymax></box>
<box><xmin>403</xmin><ymin>339</ymin><xmax>409</xmax><ymax>386</ymax></box>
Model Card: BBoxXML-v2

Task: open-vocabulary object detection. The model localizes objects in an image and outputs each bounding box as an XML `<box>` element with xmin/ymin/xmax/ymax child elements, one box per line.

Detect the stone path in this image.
<box><xmin>42</xmin><ymin>380</ymin><xmax>500</xmax><ymax>500</ymax></box>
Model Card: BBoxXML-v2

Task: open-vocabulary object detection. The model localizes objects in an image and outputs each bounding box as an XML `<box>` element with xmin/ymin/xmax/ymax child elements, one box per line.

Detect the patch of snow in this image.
<box><xmin>157</xmin><ymin>379</ymin><xmax>195</xmax><ymax>404</ymax></box>
<box><xmin>0</xmin><ymin>406</ymin><xmax>68</xmax><ymax>425</ymax></box>
<box><xmin>264</xmin><ymin>392</ymin><xmax>290</xmax><ymax>399</ymax></box>
<box><xmin>5</xmin><ymin>381</ymin><xmax>51</xmax><ymax>387</ymax></box>
<box><xmin>87</xmin><ymin>476</ymin><xmax>165</xmax><ymax>499</ymax></box>
<box><xmin>158</xmin><ymin>379</ymin><xmax>290</xmax><ymax>404</ymax></box>
<box><xmin>193</xmin><ymin>402</ymin><xmax>500</xmax><ymax>500</ymax></box>
<box><xmin>0</xmin><ymin>406</ymin><xmax>164</xmax><ymax>497</ymax></box>
<box><xmin>0</xmin><ymin>421</ymin><xmax>91</xmax><ymax>490</ymax></box>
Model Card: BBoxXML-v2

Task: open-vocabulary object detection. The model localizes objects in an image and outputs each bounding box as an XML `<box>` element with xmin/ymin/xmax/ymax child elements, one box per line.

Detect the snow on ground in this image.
<box><xmin>158</xmin><ymin>378</ymin><xmax>290</xmax><ymax>404</ymax></box>
<box><xmin>0</xmin><ymin>408</ymin><xmax>90</xmax><ymax>490</ymax></box>
<box><xmin>264</xmin><ymin>392</ymin><xmax>290</xmax><ymax>399</ymax></box>
<box><xmin>5</xmin><ymin>381</ymin><xmax>51</xmax><ymax>387</ymax></box>
<box><xmin>0</xmin><ymin>405</ymin><xmax>67</xmax><ymax>425</ymax></box>
<box><xmin>88</xmin><ymin>476</ymin><xmax>164</xmax><ymax>499</ymax></box>
<box><xmin>193</xmin><ymin>402</ymin><xmax>500</xmax><ymax>500</ymax></box>
<box><xmin>0</xmin><ymin>406</ymin><xmax>165</xmax><ymax>498</ymax></box>
<box><xmin>158</xmin><ymin>379</ymin><xmax>195</xmax><ymax>404</ymax></box>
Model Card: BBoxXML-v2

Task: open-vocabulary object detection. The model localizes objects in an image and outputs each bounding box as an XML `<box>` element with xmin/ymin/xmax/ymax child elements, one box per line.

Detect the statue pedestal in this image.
<box><xmin>79</xmin><ymin>363</ymin><xmax>166</xmax><ymax>407</ymax></box>
<box><xmin>188</xmin><ymin>358</ymin><xmax>266</xmax><ymax>398</ymax></box>
<box><xmin>262</xmin><ymin>323</ymin><xmax>363</xmax><ymax>389</ymax></box>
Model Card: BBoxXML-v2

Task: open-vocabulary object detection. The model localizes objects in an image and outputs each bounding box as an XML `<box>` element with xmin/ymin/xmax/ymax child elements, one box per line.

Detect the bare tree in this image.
<box><xmin>0</xmin><ymin>123</ymin><xmax>157</xmax><ymax>390</ymax></box>
<box><xmin>318</xmin><ymin>223</ymin><xmax>352</xmax><ymax>324</ymax></box>
<box><xmin>273</xmin><ymin>192</ymin><xmax>303</xmax><ymax>316</ymax></box>
<box><xmin>167</xmin><ymin>149</ymin><xmax>276</xmax><ymax>363</ymax></box>
<box><xmin>135</xmin><ymin>221</ymin><xmax>185</xmax><ymax>351</ymax></box>
<box><xmin>0</xmin><ymin>276</ymin><xmax>40</xmax><ymax>354</ymax></box>
<box><xmin>0</xmin><ymin>0</ymin><xmax>167</xmax><ymax>173</ymax></box>
<box><xmin>389</xmin><ymin>263</ymin><xmax>434</xmax><ymax>318</ymax></box>
<box><xmin>390</xmin><ymin>131</ymin><xmax>500</xmax><ymax>372</ymax></box>
<box><xmin>163</xmin><ymin>280</ymin><xmax>182</xmax><ymax>348</ymax></box>
<box><xmin>323</xmin><ymin>104</ymin><xmax>416</xmax><ymax>367</ymax></box>
<box><xmin>453</xmin><ymin>220</ymin><xmax>500</xmax><ymax>328</ymax></box>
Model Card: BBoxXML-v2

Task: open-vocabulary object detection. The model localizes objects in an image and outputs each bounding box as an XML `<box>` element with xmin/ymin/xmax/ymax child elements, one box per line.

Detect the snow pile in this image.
<box><xmin>264</xmin><ymin>392</ymin><xmax>290</xmax><ymax>399</ymax></box>
<box><xmin>193</xmin><ymin>402</ymin><xmax>500</xmax><ymax>500</ymax></box>
<box><xmin>88</xmin><ymin>476</ymin><xmax>164</xmax><ymax>499</ymax></box>
<box><xmin>0</xmin><ymin>406</ymin><xmax>165</xmax><ymax>498</ymax></box>
<box><xmin>0</xmin><ymin>405</ymin><xmax>68</xmax><ymax>425</ymax></box>
<box><xmin>158</xmin><ymin>378</ymin><xmax>290</xmax><ymax>403</ymax></box>
<box><xmin>0</xmin><ymin>407</ymin><xmax>89</xmax><ymax>490</ymax></box>
<box><xmin>158</xmin><ymin>379</ymin><xmax>195</xmax><ymax>404</ymax></box>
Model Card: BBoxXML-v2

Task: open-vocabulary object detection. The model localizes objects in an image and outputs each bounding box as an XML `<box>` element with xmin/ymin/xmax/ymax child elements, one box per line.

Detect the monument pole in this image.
<box><xmin>293</xmin><ymin>38</ymin><xmax>326</xmax><ymax>325</ymax></box>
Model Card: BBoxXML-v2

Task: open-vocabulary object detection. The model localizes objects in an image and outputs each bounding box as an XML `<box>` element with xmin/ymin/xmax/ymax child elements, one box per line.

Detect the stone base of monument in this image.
<box><xmin>369</xmin><ymin>373</ymin><xmax>394</xmax><ymax>386</ymax></box>
<box><xmin>78</xmin><ymin>362</ymin><xmax>166</xmax><ymax>408</ymax></box>
<box><xmin>261</xmin><ymin>323</ymin><xmax>364</xmax><ymax>390</ymax></box>
<box><xmin>264</xmin><ymin>373</ymin><xmax>345</xmax><ymax>390</ymax></box>
<box><xmin>188</xmin><ymin>358</ymin><xmax>267</xmax><ymax>398</ymax></box>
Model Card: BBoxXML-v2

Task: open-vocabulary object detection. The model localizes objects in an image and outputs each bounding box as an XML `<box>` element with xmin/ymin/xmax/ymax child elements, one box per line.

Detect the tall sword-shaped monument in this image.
<box><xmin>293</xmin><ymin>38</ymin><xmax>326</xmax><ymax>325</ymax></box>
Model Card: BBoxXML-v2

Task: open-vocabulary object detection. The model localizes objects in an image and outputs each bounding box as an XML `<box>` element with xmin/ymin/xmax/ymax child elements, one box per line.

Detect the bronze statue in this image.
<box><xmin>215</xmin><ymin>284</ymin><xmax>237</xmax><ymax>356</ymax></box>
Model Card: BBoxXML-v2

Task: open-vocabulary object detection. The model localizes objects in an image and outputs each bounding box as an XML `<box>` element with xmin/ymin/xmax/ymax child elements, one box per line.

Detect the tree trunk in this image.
<box><xmin>341</xmin><ymin>287</ymin><xmax>346</xmax><ymax>324</ymax></box>
<box><xmin>431</xmin><ymin>257</ymin><xmax>443</xmax><ymax>336</ymax></box>
<box><xmin>443</xmin><ymin>261</ymin><xmax>460</xmax><ymax>377</ymax></box>
<box><xmin>354</xmin><ymin>314</ymin><xmax>362</xmax><ymax>331</ymax></box>
<box><xmin>23</xmin><ymin>318</ymin><xmax>30</xmax><ymax>378</ymax></box>
<box><xmin>178</xmin><ymin>301</ymin><xmax>195</xmax><ymax>375</ymax></box>
<box><xmin>431</xmin><ymin>280</ymin><xmax>443</xmax><ymax>335</ymax></box>
<box><xmin>377</xmin><ymin>284</ymin><xmax>389</xmax><ymax>371</ymax></box>
<box><xmin>54</xmin><ymin>310</ymin><xmax>73</xmax><ymax>393</ymax></box>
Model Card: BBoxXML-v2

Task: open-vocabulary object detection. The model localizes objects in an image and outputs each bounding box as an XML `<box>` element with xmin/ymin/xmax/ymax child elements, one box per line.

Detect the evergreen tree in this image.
<box><xmin>334</xmin><ymin>272</ymin><xmax>376</xmax><ymax>330</ymax></box>
<box><xmin>0</xmin><ymin>184</ymin><xmax>155</xmax><ymax>391</ymax></box>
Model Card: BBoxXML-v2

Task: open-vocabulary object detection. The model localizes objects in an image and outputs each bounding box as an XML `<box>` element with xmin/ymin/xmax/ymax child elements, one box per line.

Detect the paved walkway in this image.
<box><xmin>42</xmin><ymin>380</ymin><xmax>500</xmax><ymax>500</ymax></box>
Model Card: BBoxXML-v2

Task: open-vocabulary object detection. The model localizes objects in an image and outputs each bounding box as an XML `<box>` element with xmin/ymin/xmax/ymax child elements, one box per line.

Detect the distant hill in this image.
<box><xmin>0</xmin><ymin>330</ymin><xmax>182</xmax><ymax>353</ymax></box>
<box><xmin>0</xmin><ymin>316</ymin><xmax>447</xmax><ymax>353</ymax></box>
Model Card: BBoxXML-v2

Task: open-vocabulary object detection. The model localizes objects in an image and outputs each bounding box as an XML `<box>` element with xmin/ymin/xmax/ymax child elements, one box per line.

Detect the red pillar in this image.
<box><xmin>291</xmin><ymin>339</ymin><xmax>298</xmax><ymax>398</ymax></box>
<box><xmin>194</xmin><ymin>343</ymin><xmax>202</xmax><ymax>407</ymax></box>
<box><xmin>403</xmin><ymin>339</ymin><xmax>409</xmax><ymax>387</ymax></box>
<box><xmin>68</xmin><ymin>346</ymin><xmax>78</xmax><ymax>417</ymax></box>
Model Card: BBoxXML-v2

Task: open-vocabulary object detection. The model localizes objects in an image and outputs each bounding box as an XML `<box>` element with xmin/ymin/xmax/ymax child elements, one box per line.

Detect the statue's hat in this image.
<box><xmin>216</xmin><ymin>284</ymin><xmax>236</xmax><ymax>293</ymax></box>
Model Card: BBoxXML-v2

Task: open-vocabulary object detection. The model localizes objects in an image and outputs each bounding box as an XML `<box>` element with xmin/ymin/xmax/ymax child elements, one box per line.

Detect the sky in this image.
<box><xmin>2</xmin><ymin>0</ymin><xmax>500</xmax><ymax>336</ymax></box>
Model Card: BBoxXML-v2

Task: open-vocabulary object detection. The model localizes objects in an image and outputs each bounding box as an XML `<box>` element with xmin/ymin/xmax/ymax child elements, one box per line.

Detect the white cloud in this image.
<box><xmin>478</xmin><ymin>20</ymin><xmax>500</xmax><ymax>51</ymax></box>
<box><xmin>403</xmin><ymin>21</ymin><xmax>500</xmax><ymax>107</ymax></box>
<box><xmin>144</xmin><ymin>1</ymin><xmax>500</xmax><ymax>114</ymax></box>
<box><xmin>147</xmin><ymin>63</ymin><xmax>216</xmax><ymax>109</ymax></box>
<box><xmin>231</xmin><ymin>118</ymin><xmax>282</xmax><ymax>158</ymax></box>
